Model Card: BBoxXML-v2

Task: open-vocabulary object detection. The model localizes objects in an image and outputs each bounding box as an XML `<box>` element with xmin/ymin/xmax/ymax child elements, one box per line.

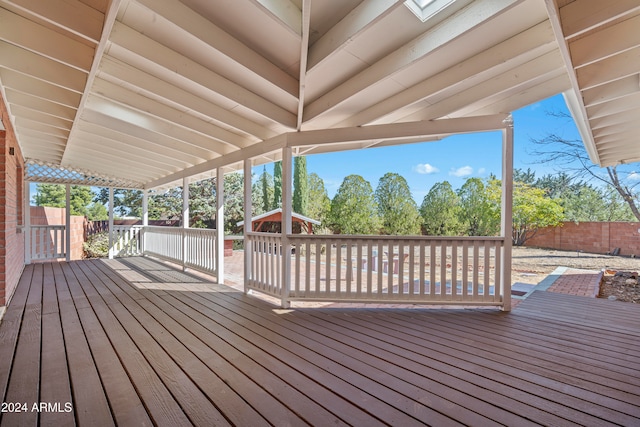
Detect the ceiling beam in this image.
<box><xmin>307</xmin><ymin>0</ymin><xmax>403</xmax><ymax>71</ymax></box>
<box><xmin>145</xmin><ymin>134</ymin><xmax>289</xmax><ymax>190</ymax></box>
<box><xmin>575</xmin><ymin>46</ymin><xmax>640</xmax><ymax>91</ymax></box>
<box><xmin>288</xmin><ymin>114</ymin><xmax>509</xmax><ymax>147</ymax></box>
<box><xmin>62</xmin><ymin>0</ymin><xmax>120</xmax><ymax>165</ymax></box>
<box><xmin>296</xmin><ymin>0</ymin><xmax>311</xmax><ymax>131</ymax></box>
<box><xmin>5</xmin><ymin>88</ymin><xmax>76</xmax><ymax>121</ymax></box>
<box><xmin>3</xmin><ymin>0</ymin><xmax>105</xmax><ymax>42</ymax></box>
<box><xmin>0</xmin><ymin>8</ymin><xmax>94</xmax><ymax>71</ymax></box>
<box><xmin>135</xmin><ymin>0</ymin><xmax>298</xmax><ymax>98</ymax></box>
<box><xmin>0</xmin><ymin>41</ymin><xmax>87</xmax><ymax>92</ymax></box>
<box><xmin>338</xmin><ymin>20</ymin><xmax>558</xmax><ymax>127</ymax></box>
<box><xmin>559</xmin><ymin>0</ymin><xmax>640</xmax><ymax>39</ymax></box>
<box><xmin>303</xmin><ymin>0</ymin><xmax>521</xmax><ymax>122</ymax></box>
<box><xmin>0</xmin><ymin>70</ymin><xmax>82</xmax><ymax>108</ymax></box>
<box><xmin>568</xmin><ymin>13</ymin><xmax>640</xmax><ymax>68</ymax></box>
<box><xmin>544</xmin><ymin>0</ymin><xmax>599</xmax><ymax>165</ymax></box>
<box><xmin>108</xmin><ymin>21</ymin><xmax>297</xmax><ymax>128</ymax></box>
<box><xmin>252</xmin><ymin>0</ymin><xmax>301</xmax><ymax>36</ymax></box>
<box><xmin>91</xmin><ymin>78</ymin><xmax>249</xmax><ymax>153</ymax></box>
<box><xmin>99</xmin><ymin>57</ymin><xmax>275</xmax><ymax>141</ymax></box>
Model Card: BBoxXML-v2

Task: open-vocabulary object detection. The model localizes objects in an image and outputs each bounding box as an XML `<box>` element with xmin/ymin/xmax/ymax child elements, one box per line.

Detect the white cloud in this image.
<box><xmin>449</xmin><ymin>166</ymin><xmax>473</xmax><ymax>177</ymax></box>
<box><xmin>629</xmin><ymin>172</ymin><xmax>640</xmax><ymax>181</ymax></box>
<box><xmin>478</xmin><ymin>167</ymin><xmax>486</xmax><ymax>175</ymax></box>
<box><xmin>414</xmin><ymin>163</ymin><xmax>439</xmax><ymax>174</ymax></box>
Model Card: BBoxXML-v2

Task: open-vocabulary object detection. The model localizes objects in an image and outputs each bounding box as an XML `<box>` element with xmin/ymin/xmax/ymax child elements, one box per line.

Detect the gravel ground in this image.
<box><xmin>513</xmin><ymin>246</ymin><xmax>640</xmax><ymax>303</ymax></box>
<box><xmin>512</xmin><ymin>246</ymin><xmax>640</xmax><ymax>285</ymax></box>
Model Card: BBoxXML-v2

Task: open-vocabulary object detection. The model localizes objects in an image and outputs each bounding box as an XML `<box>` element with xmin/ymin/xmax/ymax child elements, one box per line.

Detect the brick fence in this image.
<box><xmin>30</xmin><ymin>206</ymin><xmax>86</xmax><ymax>261</ymax></box>
<box><xmin>526</xmin><ymin>221</ymin><xmax>640</xmax><ymax>256</ymax></box>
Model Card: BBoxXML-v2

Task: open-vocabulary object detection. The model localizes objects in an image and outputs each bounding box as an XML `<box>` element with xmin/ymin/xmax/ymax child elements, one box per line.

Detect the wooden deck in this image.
<box><xmin>1</xmin><ymin>258</ymin><xmax>639</xmax><ymax>426</ymax></box>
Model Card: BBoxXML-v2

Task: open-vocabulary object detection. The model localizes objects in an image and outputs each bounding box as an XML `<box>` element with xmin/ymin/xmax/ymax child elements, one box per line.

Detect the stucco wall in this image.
<box><xmin>30</xmin><ymin>206</ymin><xmax>86</xmax><ymax>261</ymax></box>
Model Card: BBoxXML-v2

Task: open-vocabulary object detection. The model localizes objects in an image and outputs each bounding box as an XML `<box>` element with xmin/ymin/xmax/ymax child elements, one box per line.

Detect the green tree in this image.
<box><xmin>34</xmin><ymin>184</ymin><xmax>96</xmax><ymax>217</ymax></box>
<box><xmin>188</xmin><ymin>179</ymin><xmax>217</xmax><ymax>228</ymax></box>
<box><xmin>306</xmin><ymin>173</ymin><xmax>330</xmax><ymax>232</ymax></box>
<box><xmin>293</xmin><ymin>156</ymin><xmax>308</xmax><ymax>215</ymax></box>
<box><xmin>374</xmin><ymin>172</ymin><xmax>421</xmax><ymax>235</ymax></box>
<box><xmin>488</xmin><ymin>179</ymin><xmax>564</xmax><ymax>246</ymax></box>
<box><xmin>457</xmin><ymin>178</ymin><xmax>499</xmax><ymax>236</ymax></box>
<box><xmin>255</xmin><ymin>166</ymin><xmax>274</xmax><ymax>213</ymax></box>
<box><xmin>273</xmin><ymin>161</ymin><xmax>282</xmax><ymax>209</ymax></box>
<box><xmin>420</xmin><ymin>181</ymin><xmax>462</xmax><ymax>236</ymax></box>
<box><xmin>328</xmin><ymin>175</ymin><xmax>381</xmax><ymax>234</ymax></box>
<box><xmin>86</xmin><ymin>202</ymin><xmax>108</xmax><ymax>221</ymax></box>
<box><xmin>95</xmin><ymin>188</ymin><xmax>143</xmax><ymax>217</ymax></box>
<box><xmin>148</xmin><ymin>188</ymin><xmax>182</xmax><ymax>221</ymax></box>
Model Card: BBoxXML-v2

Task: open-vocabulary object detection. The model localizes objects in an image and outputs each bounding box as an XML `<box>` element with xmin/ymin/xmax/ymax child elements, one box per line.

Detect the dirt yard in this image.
<box><xmin>512</xmin><ymin>246</ymin><xmax>640</xmax><ymax>285</ymax></box>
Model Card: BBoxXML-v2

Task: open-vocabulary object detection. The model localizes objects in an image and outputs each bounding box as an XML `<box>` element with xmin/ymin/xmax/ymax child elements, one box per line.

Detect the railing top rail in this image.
<box><xmin>246</xmin><ymin>232</ymin><xmax>283</xmax><ymax>238</ymax></box>
<box><xmin>285</xmin><ymin>234</ymin><xmax>505</xmax><ymax>242</ymax></box>
<box><xmin>31</xmin><ymin>224</ymin><xmax>65</xmax><ymax>229</ymax></box>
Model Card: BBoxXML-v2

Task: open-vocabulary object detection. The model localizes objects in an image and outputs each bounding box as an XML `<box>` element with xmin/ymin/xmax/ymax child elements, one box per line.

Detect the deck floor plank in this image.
<box><xmin>67</xmin><ymin>262</ymin><xmax>227</xmax><ymax>427</ymax></box>
<box><xmin>87</xmin><ymin>259</ymin><xmax>314</xmax><ymax>427</ymax></box>
<box><xmin>197</xmin><ymin>285</ymin><xmax>532</xmax><ymax>427</ymax></box>
<box><xmin>76</xmin><ymin>260</ymin><xmax>268</xmax><ymax>427</ymax></box>
<box><xmin>1</xmin><ymin>264</ymin><xmax>43</xmax><ymax>427</ymax></box>
<box><xmin>0</xmin><ymin>264</ymin><xmax>34</xmax><ymax>407</ymax></box>
<box><xmin>1</xmin><ymin>258</ymin><xmax>640</xmax><ymax>427</ymax></box>
<box><xmin>39</xmin><ymin>264</ymin><xmax>75</xmax><ymax>427</ymax></box>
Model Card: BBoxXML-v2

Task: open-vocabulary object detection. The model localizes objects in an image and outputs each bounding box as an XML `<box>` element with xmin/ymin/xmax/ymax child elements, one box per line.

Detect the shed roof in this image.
<box><xmin>236</xmin><ymin>208</ymin><xmax>321</xmax><ymax>227</ymax></box>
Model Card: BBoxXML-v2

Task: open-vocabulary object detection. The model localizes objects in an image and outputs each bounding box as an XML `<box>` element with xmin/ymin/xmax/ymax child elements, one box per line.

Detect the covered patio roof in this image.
<box><xmin>1</xmin><ymin>0</ymin><xmax>638</xmax><ymax>189</ymax></box>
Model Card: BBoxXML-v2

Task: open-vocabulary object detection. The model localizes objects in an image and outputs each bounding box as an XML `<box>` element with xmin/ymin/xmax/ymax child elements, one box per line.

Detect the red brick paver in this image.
<box><xmin>546</xmin><ymin>268</ymin><xmax>601</xmax><ymax>298</ymax></box>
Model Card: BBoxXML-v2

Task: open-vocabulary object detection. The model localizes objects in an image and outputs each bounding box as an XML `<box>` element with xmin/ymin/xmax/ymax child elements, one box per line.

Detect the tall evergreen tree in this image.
<box><xmin>374</xmin><ymin>172</ymin><xmax>421</xmax><ymax>235</ymax></box>
<box><xmin>307</xmin><ymin>173</ymin><xmax>330</xmax><ymax>229</ymax></box>
<box><xmin>328</xmin><ymin>175</ymin><xmax>381</xmax><ymax>234</ymax></box>
<box><xmin>273</xmin><ymin>161</ymin><xmax>282</xmax><ymax>208</ymax></box>
<box><xmin>293</xmin><ymin>156</ymin><xmax>308</xmax><ymax>215</ymax></box>
<box><xmin>420</xmin><ymin>181</ymin><xmax>463</xmax><ymax>236</ymax></box>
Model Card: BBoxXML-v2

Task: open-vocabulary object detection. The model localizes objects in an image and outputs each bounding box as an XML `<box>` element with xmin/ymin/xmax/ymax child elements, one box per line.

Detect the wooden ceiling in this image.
<box><xmin>0</xmin><ymin>0</ymin><xmax>638</xmax><ymax>188</ymax></box>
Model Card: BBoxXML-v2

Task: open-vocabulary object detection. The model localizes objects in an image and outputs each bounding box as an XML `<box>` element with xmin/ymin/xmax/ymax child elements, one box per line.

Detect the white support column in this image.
<box><xmin>501</xmin><ymin>116</ymin><xmax>514</xmax><ymax>312</ymax></box>
<box><xmin>24</xmin><ymin>182</ymin><xmax>31</xmax><ymax>264</ymax></box>
<box><xmin>142</xmin><ymin>189</ymin><xmax>148</xmax><ymax>254</ymax></box>
<box><xmin>142</xmin><ymin>189</ymin><xmax>149</xmax><ymax>226</ymax></box>
<box><xmin>281</xmin><ymin>147</ymin><xmax>293</xmax><ymax>308</ymax></box>
<box><xmin>65</xmin><ymin>184</ymin><xmax>71</xmax><ymax>262</ymax></box>
<box><xmin>182</xmin><ymin>177</ymin><xmax>190</xmax><ymax>270</ymax></box>
<box><xmin>216</xmin><ymin>168</ymin><xmax>225</xmax><ymax>284</ymax></box>
<box><xmin>243</xmin><ymin>159</ymin><xmax>252</xmax><ymax>294</ymax></box>
<box><xmin>108</xmin><ymin>187</ymin><xmax>114</xmax><ymax>259</ymax></box>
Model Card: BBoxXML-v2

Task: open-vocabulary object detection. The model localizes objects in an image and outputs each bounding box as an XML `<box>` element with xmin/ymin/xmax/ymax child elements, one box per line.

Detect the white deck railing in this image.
<box><xmin>142</xmin><ymin>226</ymin><xmax>217</xmax><ymax>275</ymax></box>
<box><xmin>245</xmin><ymin>232</ymin><xmax>284</xmax><ymax>296</ymax></box>
<box><xmin>246</xmin><ymin>232</ymin><xmax>507</xmax><ymax>306</ymax></box>
<box><xmin>111</xmin><ymin>225</ymin><xmax>144</xmax><ymax>257</ymax></box>
<box><xmin>30</xmin><ymin>225</ymin><xmax>66</xmax><ymax>260</ymax></box>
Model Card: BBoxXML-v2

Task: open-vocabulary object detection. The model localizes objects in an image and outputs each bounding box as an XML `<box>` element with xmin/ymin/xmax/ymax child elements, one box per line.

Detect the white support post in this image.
<box><xmin>501</xmin><ymin>116</ymin><xmax>514</xmax><ymax>312</ymax></box>
<box><xmin>142</xmin><ymin>189</ymin><xmax>148</xmax><ymax>226</ymax></box>
<box><xmin>108</xmin><ymin>187</ymin><xmax>114</xmax><ymax>259</ymax></box>
<box><xmin>142</xmin><ymin>189</ymin><xmax>148</xmax><ymax>253</ymax></box>
<box><xmin>24</xmin><ymin>182</ymin><xmax>31</xmax><ymax>264</ymax></box>
<box><xmin>216</xmin><ymin>167</ymin><xmax>225</xmax><ymax>284</ymax></box>
<box><xmin>281</xmin><ymin>147</ymin><xmax>293</xmax><ymax>308</ymax></box>
<box><xmin>182</xmin><ymin>177</ymin><xmax>190</xmax><ymax>270</ymax></box>
<box><xmin>65</xmin><ymin>184</ymin><xmax>71</xmax><ymax>262</ymax></box>
<box><xmin>243</xmin><ymin>159</ymin><xmax>252</xmax><ymax>294</ymax></box>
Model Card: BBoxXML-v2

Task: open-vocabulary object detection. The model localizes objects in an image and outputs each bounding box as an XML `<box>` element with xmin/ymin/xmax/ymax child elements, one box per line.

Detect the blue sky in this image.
<box><xmin>256</xmin><ymin>93</ymin><xmax>582</xmax><ymax>204</ymax></box>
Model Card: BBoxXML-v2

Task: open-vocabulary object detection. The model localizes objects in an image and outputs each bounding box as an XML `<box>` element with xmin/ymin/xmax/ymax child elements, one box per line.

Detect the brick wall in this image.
<box><xmin>30</xmin><ymin>206</ymin><xmax>86</xmax><ymax>261</ymax></box>
<box><xmin>526</xmin><ymin>222</ymin><xmax>640</xmax><ymax>256</ymax></box>
<box><xmin>1</xmin><ymin>93</ymin><xmax>26</xmax><ymax>306</ymax></box>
